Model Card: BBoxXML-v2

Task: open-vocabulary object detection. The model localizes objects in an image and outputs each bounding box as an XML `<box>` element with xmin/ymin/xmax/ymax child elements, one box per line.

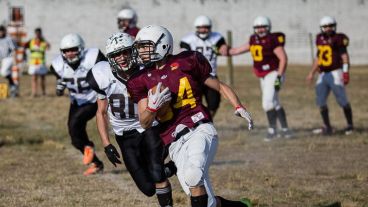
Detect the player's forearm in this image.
<box><xmin>277</xmin><ymin>57</ymin><xmax>287</xmax><ymax>76</ymax></box>
<box><xmin>96</xmin><ymin>111</ymin><xmax>111</xmax><ymax>147</ymax></box>
<box><xmin>139</xmin><ymin>110</ymin><xmax>156</xmax><ymax>129</ymax></box>
<box><xmin>228</xmin><ymin>44</ymin><xmax>249</xmax><ymax>56</ymax></box>
<box><xmin>310</xmin><ymin>59</ymin><xmax>319</xmax><ymax>75</ymax></box>
<box><xmin>219</xmin><ymin>82</ymin><xmax>243</xmax><ymax>108</ymax></box>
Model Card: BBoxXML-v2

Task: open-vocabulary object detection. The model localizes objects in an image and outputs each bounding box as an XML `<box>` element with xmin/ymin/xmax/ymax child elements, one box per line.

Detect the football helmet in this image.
<box><xmin>320</xmin><ymin>16</ymin><xmax>336</xmax><ymax>34</ymax></box>
<box><xmin>60</xmin><ymin>33</ymin><xmax>85</xmax><ymax>64</ymax></box>
<box><xmin>253</xmin><ymin>16</ymin><xmax>271</xmax><ymax>37</ymax></box>
<box><xmin>194</xmin><ymin>15</ymin><xmax>212</xmax><ymax>39</ymax></box>
<box><xmin>134</xmin><ymin>25</ymin><xmax>173</xmax><ymax>65</ymax></box>
<box><xmin>105</xmin><ymin>32</ymin><xmax>135</xmax><ymax>73</ymax></box>
<box><xmin>117</xmin><ymin>8</ymin><xmax>137</xmax><ymax>30</ymax></box>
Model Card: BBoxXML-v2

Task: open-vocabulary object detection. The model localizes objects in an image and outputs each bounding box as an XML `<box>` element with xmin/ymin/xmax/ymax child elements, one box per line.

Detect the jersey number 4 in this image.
<box><xmin>250</xmin><ymin>45</ymin><xmax>263</xmax><ymax>61</ymax></box>
<box><xmin>317</xmin><ymin>45</ymin><xmax>332</xmax><ymax>66</ymax></box>
<box><xmin>173</xmin><ymin>77</ymin><xmax>196</xmax><ymax>109</ymax></box>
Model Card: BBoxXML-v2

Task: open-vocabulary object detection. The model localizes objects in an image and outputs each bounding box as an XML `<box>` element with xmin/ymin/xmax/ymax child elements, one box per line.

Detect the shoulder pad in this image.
<box><xmin>51</xmin><ymin>55</ymin><xmax>65</xmax><ymax>76</ymax></box>
<box><xmin>91</xmin><ymin>61</ymin><xmax>111</xmax><ymax>90</ymax></box>
<box><xmin>81</xmin><ymin>48</ymin><xmax>100</xmax><ymax>69</ymax></box>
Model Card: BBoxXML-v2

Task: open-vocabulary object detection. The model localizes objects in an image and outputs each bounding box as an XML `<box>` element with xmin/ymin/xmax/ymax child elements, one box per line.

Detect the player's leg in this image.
<box><xmin>143</xmin><ymin>126</ymin><xmax>174</xmax><ymax>207</ymax></box>
<box><xmin>115</xmin><ymin>131</ymin><xmax>156</xmax><ymax>197</ymax></box>
<box><xmin>261</xmin><ymin>71</ymin><xmax>278</xmax><ymax>140</ymax></box>
<box><xmin>315</xmin><ymin>73</ymin><xmax>332</xmax><ymax>134</ymax></box>
<box><xmin>203</xmin><ymin>83</ymin><xmax>221</xmax><ymax>118</ymax></box>
<box><xmin>1</xmin><ymin>57</ymin><xmax>15</xmax><ymax>95</ymax></box>
<box><xmin>40</xmin><ymin>74</ymin><xmax>46</xmax><ymax>96</ymax></box>
<box><xmin>31</xmin><ymin>74</ymin><xmax>37</xmax><ymax>97</ymax></box>
<box><xmin>273</xmin><ymin>78</ymin><xmax>291</xmax><ymax>138</ymax></box>
<box><xmin>330</xmin><ymin>70</ymin><xmax>354</xmax><ymax>134</ymax></box>
<box><xmin>170</xmin><ymin>123</ymin><xmax>218</xmax><ymax>207</ymax></box>
<box><xmin>67</xmin><ymin>102</ymin><xmax>103</xmax><ymax>173</ymax></box>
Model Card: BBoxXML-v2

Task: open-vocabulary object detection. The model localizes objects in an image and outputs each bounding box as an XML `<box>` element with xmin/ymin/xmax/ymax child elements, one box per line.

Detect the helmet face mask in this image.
<box><xmin>253</xmin><ymin>16</ymin><xmax>271</xmax><ymax>37</ymax></box>
<box><xmin>60</xmin><ymin>33</ymin><xmax>85</xmax><ymax>65</ymax></box>
<box><xmin>134</xmin><ymin>25</ymin><xmax>173</xmax><ymax>66</ymax></box>
<box><xmin>106</xmin><ymin>32</ymin><xmax>136</xmax><ymax>75</ymax></box>
<box><xmin>117</xmin><ymin>8</ymin><xmax>137</xmax><ymax>31</ymax></box>
<box><xmin>194</xmin><ymin>15</ymin><xmax>212</xmax><ymax>39</ymax></box>
<box><xmin>320</xmin><ymin>16</ymin><xmax>337</xmax><ymax>35</ymax></box>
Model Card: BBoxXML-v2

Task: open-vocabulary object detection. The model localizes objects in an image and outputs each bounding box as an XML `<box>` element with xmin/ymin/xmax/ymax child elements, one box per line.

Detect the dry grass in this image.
<box><xmin>0</xmin><ymin>65</ymin><xmax>367</xmax><ymax>207</ymax></box>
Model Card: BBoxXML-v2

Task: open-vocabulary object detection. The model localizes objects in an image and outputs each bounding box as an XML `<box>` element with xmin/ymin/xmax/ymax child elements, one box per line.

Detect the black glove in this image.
<box><xmin>104</xmin><ymin>144</ymin><xmax>122</xmax><ymax>167</ymax></box>
<box><xmin>56</xmin><ymin>80</ymin><xmax>66</xmax><ymax>96</ymax></box>
<box><xmin>274</xmin><ymin>75</ymin><xmax>282</xmax><ymax>91</ymax></box>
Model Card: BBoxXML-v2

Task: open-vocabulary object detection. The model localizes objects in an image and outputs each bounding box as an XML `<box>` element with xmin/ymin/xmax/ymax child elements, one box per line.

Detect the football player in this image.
<box><xmin>180</xmin><ymin>15</ymin><xmax>229</xmax><ymax>117</ymax></box>
<box><xmin>306</xmin><ymin>16</ymin><xmax>353</xmax><ymax>135</ymax></box>
<box><xmin>229</xmin><ymin>16</ymin><xmax>292</xmax><ymax>141</ymax></box>
<box><xmin>0</xmin><ymin>25</ymin><xmax>18</xmax><ymax>97</ymax></box>
<box><xmin>50</xmin><ymin>33</ymin><xmax>106</xmax><ymax>176</ymax></box>
<box><xmin>117</xmin><ymin>8</ymin><xmax>140</xmax><ymax>37</ymax></box>
<box><xmin>128</xmin><ymin>25</ymin><xmax>253</xmax><ymax>207</ymax></box>
<box><xmin>86</xmin><ymin>32</ymin><xmax>175</xmax><ymax>206</ymax></box>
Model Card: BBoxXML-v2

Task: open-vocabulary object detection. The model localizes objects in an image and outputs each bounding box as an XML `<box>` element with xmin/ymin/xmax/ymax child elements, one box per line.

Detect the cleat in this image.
<box><xmin>83</xmin><ymin>162</ymin><xmax>103</xmax><ymax>176</ymax></box>
<box><xmin>240</xmin><ymin>197</ymin><xmax>252</xmax><ymax>207</ymax></box>
<box><xmin>344</xmin><ymin>126</ymin><xmax>354</xmax><ymax>135</ymax></box>
<box><xmin>280</xmin><ymin>128</ymin><xmax>293</xmax><ymax>139</ymax></box>
<box><xmin>264</xmin><ymin>128</ymin><xmax>276</xmax><ymax>142</ymax></box>
<box><xmin>312</xmin><ymin>126</ymin><xmax>333</xmax><ymax>136</ymax></box>
<box><xmin>83</xmin><ymin>146</ymin><xmax>94</xmax><ymax>165</ymax></box>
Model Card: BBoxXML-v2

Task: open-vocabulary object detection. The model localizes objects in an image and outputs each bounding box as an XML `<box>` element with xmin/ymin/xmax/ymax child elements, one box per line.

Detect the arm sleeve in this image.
<box><xmin>180</xmin><ymin>41</ymin><xmax>191</xmax><ymax>51</ymax></box>
<box><xmin>192</xmin><ymin>52</ymin><xmax>212</xmax><ymax>83</ymax></box>
<box><xmin>215</xmin><ymin>37</ymin><xmax>226</xmax><ymax>48</ymax></box>
<box><xmin>272</xmin><ymin>33</ymin><xmax>286</xmax><ymax>48</ymax></box>
<box><xmin>86</xmin><ymin>70</ymin><xmax>107</xmax><ymax>96</ymax></box>
<box><xmin>50</xmin><ymin>65</ymin><xmax>61</xmax><ymax>79</ymax></box>
<box><xmin>127</xmin><ymin>75</ymin><xmax>148</xmax><ymax>103</ymax></box>
<box><xmin>95</xmin><ymin>50</ymin><xmax>108</xmax><ymax>64</ymax></box>
<box><xmin>338</xmin><ymin>34</ymin><xmax>349</xmax><ymax>54</ymax></box>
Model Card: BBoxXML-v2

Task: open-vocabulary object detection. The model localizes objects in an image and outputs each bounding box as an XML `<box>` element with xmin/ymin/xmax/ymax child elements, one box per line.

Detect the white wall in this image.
<box><xmin>1</xmin><ymin>0</ymin><xmax>367</xmax><ymax>65</ymax></box>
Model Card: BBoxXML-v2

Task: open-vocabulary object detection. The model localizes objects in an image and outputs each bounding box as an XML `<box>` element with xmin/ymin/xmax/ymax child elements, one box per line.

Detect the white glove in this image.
<box><xmin>147</xmin><ymin>82</ymin><xmax>172</xmax><ymax>112</ymax></box>
<box><xmin>234</xmin><ymin>106</ymin><xmax>254</xmax><ymax>130</ymax></box>
<box><xmin>56</xmin><ymin>79</ymin><xmax>66</xmax><ymax>96</ymax></box>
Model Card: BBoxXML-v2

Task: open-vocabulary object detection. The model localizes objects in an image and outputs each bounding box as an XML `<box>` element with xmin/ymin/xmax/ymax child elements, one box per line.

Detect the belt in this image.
<box><xmin>174</xmin><ymin>120</ymin><xmax>210</xmax><ymax>141</ymax></box>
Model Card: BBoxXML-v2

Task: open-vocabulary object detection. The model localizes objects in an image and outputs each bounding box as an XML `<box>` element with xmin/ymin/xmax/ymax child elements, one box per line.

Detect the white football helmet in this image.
<box><xmin>117</xmin><ymin>8</ymin><xmax>137</xmax><ymax>29</ymax></box>
<box><xmin>134</xmin><ymin>25</ymin><xmax>173</xmax><ymax>65</ymax></box>
<box><xmin>194</xmin><ymin>15</ymin><xmax>212</xmax><ymax>39</ymax></box>
<box><xmin>253</xmin><ymin>16</ymin><xmax>271</xmax><ymax>37</ymax></box>
<box><xmin>106</xmin><ymin>32</ymin><xmax>135</xmax><ymax>73</ymax></box>
<box><xmin>320</xmin><ymin>16</ymin><xmax>336</xmax><ymax>33</ymax></box>
<box><xmin>60</xmin><ymin>33</ymin><xmax>85</xmax><ymax>64</ymax></box>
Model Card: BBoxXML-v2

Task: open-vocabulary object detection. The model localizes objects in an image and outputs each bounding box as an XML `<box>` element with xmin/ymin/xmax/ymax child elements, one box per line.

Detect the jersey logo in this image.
<box><xmin>147</xmin><ymin>73</ymin><xmax>152</xmax><ymax>77</ymax></box>
<box><xmin>170</xmin><ymin>62</ymin><xmax>179</xmax><ymax>70</ymax></box>
<box><xmin>343</xmin><ymin>38</ymin><xmax>349</xmax><ymax>46</ymax></box>
<box><xmin>161</xmin><ymin>75</ymin><xmax>167</xmax><ymax>80</ymax></box>
<box><xmin>278</xmin><ymin>35</ymin><xmax>284</xmax><ymax>43</ymax></box>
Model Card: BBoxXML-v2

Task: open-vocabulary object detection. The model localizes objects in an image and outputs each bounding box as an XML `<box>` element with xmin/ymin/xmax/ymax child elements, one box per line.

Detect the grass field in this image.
<box><xmin>0</xmin><ymin>65</ymin><xmax>367</xmax><ymax>207</ymax></box>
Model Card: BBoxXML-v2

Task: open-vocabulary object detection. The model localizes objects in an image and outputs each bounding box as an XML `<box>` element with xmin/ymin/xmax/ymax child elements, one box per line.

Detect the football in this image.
<box><xmin>150</xmin><ymin>84</ymin><xmax>173</xmax><ymax>122</ymax></box>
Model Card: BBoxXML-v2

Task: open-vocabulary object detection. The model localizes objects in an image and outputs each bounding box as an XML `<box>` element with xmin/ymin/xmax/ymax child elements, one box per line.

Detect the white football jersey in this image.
<box><xmin>51</xmin><ymin>48</ymin><xmax>99</xmax><ymax>105</ymax></box>
<box><xmin>0</xmin><ymin>36</ymin><xmax>16</xmax><ymax>60</ymax></box>
<box><xmin>181</xmin><ymin>32</ymin><xmax>224</xmax><ymax>76</ymax></box>
<box><xmin>90</xmin><ymin>61</ymin><xmax>144</xmax><ymax>135</ymax></box>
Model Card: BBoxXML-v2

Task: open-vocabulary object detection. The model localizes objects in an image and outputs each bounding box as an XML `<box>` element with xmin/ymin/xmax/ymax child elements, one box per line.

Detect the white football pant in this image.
<box><xmin>260</xmin><ymin>70</ymin><xmax>282</xmax><ymax>111</ymax></box>
<box><xmin>169</xmin><ymin>123</ymin><xmax>218</xmax><ymax>207</ymax></box>
<box><xmin>1</xmin><ymin>57</ymin><xmax>13</xmax><ymax>77</ymax></box>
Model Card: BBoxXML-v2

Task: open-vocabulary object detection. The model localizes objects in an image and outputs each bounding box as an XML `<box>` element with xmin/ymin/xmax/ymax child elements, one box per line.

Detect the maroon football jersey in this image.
<box><xmin>127</xmin><ymin>51</ymin><xmax>212</xmax><ymax>145</ymax></box>
<box><xmin>124</xmin><ymin>27</ymin><xmax>140</xmax><ymax>38</ymax></box>
<box><xmin>315</xmin><ymin>33</ymin><xmax>349</xmax><ymax>72</ymax></box>
<box><xmin>248</xmin><ymin>32</ymin><xmax>285</xmax><ymax>78</ymax></box>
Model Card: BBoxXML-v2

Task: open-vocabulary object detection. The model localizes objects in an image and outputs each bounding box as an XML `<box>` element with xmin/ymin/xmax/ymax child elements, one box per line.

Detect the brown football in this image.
<box><xmin>150</xmin><ymin>84</ymin><xmax>173</xmax><ymax>122</ymax></box>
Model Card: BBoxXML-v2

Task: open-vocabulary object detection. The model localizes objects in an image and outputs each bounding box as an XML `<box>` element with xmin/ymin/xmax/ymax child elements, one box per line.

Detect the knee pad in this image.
<box><xmin>184</xmin><ymin>167</ymin><xmax>204</xmax><ymax>187</ymax></box>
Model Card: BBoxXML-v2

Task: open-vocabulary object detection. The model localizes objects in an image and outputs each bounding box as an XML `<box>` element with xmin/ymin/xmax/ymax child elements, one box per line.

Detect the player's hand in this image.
<box><xmin>104</xmin><ymin>144</ymin><xmax>122</xmax><ymax>167</ymax></box>
<box><xmin>147</xmin><ymin>82</ymin><xmax>172</xmax><ymax>112</ymax></box>
<box><xmin>274</xmin><ymin>75</ymin><xmax>282</xmax><ymax>91</ymax></box>
<box><xmin>306</xmin><ymin>72</ymin><xmax>314</xmax><ymax>85</ymax></box>
<box><xmin>343</xmin><ymin>72</ymin><xmax>349</xmax><ymax>85</ymax></box>
<box><xmin>234</xmin><ymin>106</ymin><xmax>254</xmax><ymax>130</ymax></box>
<box><xmin>56</xmin><ymin>79</ymin><xmax>66</xmax><ymax>96</ymax></box>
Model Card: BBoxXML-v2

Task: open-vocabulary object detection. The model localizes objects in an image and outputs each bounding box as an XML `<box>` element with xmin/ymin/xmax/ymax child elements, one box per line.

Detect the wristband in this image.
<box><xmin>235</xmin><ymin>105</ymin><xmax>245</xmax><ymax>110</ymax></box>
<box><xmin>146</xmin><ymin>107</ymin><xmax>157</xmax><ymax>113</ymax></box>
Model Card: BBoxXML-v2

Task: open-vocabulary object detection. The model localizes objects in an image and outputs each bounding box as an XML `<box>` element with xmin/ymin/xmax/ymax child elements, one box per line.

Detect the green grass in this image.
<box><xmin>0</xmin><ymin>65</ymin><xmax>367</xmax><ymax>206</ymax></box>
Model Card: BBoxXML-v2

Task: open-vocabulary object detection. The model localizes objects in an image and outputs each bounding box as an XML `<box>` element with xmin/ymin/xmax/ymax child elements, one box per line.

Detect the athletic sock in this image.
<box><xmin>191</xmin><ymin>194</ymin><xmax>208</xmax><ymax>207</ymax></box>
<box><xmin>276</xmin><ymin>107</ymin><xmax>288</xmax><ymax>128</ymax></box>
<box><xmin>156</xmin><ymin>185</ymin><xmax>173</xmax><ymax>207</ymax></box>
<box><xmin>266</xmin><ymin>109</ymin><xmax>277</xmax><ymax>130</ymax></box>
<box><xmin>320</xmin><ymin>106</ymin><xmax>331</xmax><ymax>130</ymax></box>
<box><xmin>343</xmin><ymin>104</ymin><xmax>353</xmax><ymax>127</ymax></box>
